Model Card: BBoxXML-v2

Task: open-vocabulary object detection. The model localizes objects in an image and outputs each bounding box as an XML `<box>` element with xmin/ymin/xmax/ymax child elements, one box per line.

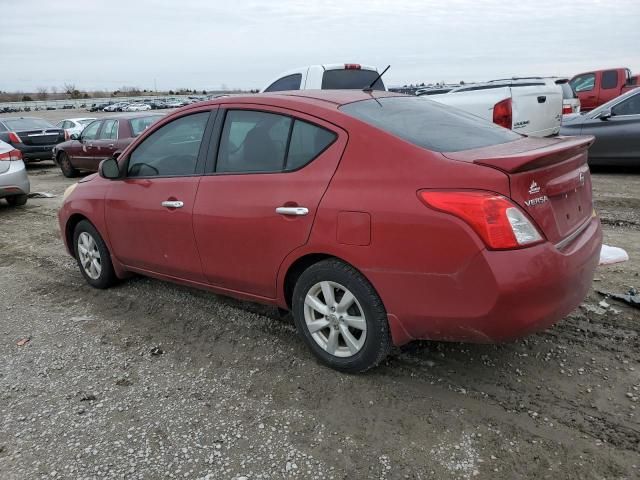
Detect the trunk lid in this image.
<box><xmin>510</xmin><ymin>81</ymin><xmax>563</xmax><ymax>136</ymax></box>
<box><xmin>16</xmin><ymin>128</ymin><xmax>64</xmax><ymax>146</ymax></box>
<box><xmin>444</xmin><ymin>136</ymin><xmax>595</xmax><ymax>244</ymax></box>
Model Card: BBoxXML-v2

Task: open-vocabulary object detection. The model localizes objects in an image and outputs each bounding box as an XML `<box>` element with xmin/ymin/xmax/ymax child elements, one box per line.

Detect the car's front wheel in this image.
<box><xmin>5</xmin><ymin>194</ymin><xmax>27</xmax><ymax>206</ymax></box>
<box><xmin>73</xmin><ymin>220</ymin><xmax>117</xmax><ymax>289</ymax></box>
<box><xmin>59</xmin><ymin>152</ymin><xmax>78</xmax><ymax>178</ymax></box>
<box><xmin>292</xmin><ymin>259</ymin><xmax>391</xmax><ymax>373</ymax></box>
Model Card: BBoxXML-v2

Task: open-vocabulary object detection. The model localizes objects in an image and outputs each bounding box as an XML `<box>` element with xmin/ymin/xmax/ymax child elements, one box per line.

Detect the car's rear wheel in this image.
<box><xmin>292</xmin><ymin>259</ymin><xmax>391</xmax><ymax>373</ymax></box>
<box><xmin>5</xmin><ymin>194</ymin><xmax>27</xmax><ymax>206</ymax></box>
<box><xmin>73</xmin><ymin>220</ymin><xmax>117</xmax><ymax>289</ymax></box>
<box><xmin>59</xmin><ymin>152</ymin><xmax>78</xmax><ymax>178</ymax></box>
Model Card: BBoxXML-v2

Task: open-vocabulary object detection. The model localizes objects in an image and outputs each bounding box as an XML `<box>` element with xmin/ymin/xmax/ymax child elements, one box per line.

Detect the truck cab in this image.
<box><xmin>261</xmin><ymin>64</ymin><xmax>386</xmax><ymax>92</ymax></box>
<box><xmin>569</xmin><ymin>68</ymin><xmax>637</xmax><ymax>111</ymax></box>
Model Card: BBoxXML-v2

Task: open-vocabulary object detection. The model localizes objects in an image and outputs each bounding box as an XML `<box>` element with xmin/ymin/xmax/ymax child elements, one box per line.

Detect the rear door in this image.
<box><xmin>511</xmin><ymin>81</ymin><xmax>562</xmax><ymax>137</ymax></box>
<box><xmin>193</xmin><ymin>105</ymin><xmax>346</xmax><ymax>298</ymax></box>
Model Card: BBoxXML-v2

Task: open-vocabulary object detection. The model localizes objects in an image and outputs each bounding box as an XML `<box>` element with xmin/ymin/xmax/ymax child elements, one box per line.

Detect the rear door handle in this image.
<box><xmin>108</xmin><ymin>144</ymin><xmax>114</xmax><ymax>148</ymax></box>
<box><xmin>276</xmin><ymin>206</ymin><xmax>308</xmax><ymax>216</ymax></box>
<box><xmin>161</xmin><ymin>200</ymin><xmax>184</xmax><ymax>209</ymax></box>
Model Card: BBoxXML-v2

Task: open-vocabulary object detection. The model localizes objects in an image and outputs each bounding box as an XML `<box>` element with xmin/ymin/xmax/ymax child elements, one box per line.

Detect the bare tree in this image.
<box><xmin>63</xmin><ymin>83</ymin><xmax>76</xmax><ymax>95</ymax></box>
<box><xmin>36</xmin><ymin>87</ymin><xmax>48</xmax><ymax>100</ymax></box>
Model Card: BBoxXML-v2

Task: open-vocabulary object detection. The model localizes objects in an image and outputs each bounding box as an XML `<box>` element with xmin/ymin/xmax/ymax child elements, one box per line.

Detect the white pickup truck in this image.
<box><xmin>429</xmin><ymin>78</ymin><xmax>563</xmax><ymax>137</ymax></box>
<box><xmin>262</xmin><ymin>64</ymin><xmax>386</xmax><ymax>92</ymax></box>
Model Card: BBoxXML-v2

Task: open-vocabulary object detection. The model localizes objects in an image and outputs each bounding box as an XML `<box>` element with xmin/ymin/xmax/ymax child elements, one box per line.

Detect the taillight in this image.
<box><xmin>492</xmin><ymin>98</ymin><xmax>512</xmax><ymax>129</ymax></box>
<box><xmin>419</xmin><ymin>190</ymin><xmax>543</xmax><ymax>250</ymax></box>
<box><xmin>344</xmin><ymin>64</ymin><xmax>361</xmax><ymax>70</ymax></box>
<box><xmin>0</xmin><ymin>148</ymin><xmax>22</xmax><ymax>161</ymax></box>
<box><xmin>8</xmin><ymin>132</ymin><xmax>22</xmax><ymax>144</ymax></box>
<box><xmin>562</xmin><ymin>104</ymin><xmax>573</xmax><ymax>114</ymax></box>
<box><xmin>64</xmin><ymin>130</ymin><xmax>70</xmax><ymax>141</ymax></box>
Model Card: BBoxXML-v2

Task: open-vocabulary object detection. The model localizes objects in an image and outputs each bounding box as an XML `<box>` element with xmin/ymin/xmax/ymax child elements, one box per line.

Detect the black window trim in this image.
<box><xmin>119</xmin><ymin>109</ymin><xmax>218</xmax><ymax>180</ymax></box>
<box><xmin>203</xmin><ymin>107</ymin><xmax>339</xmax><ymax>176</ymax></box>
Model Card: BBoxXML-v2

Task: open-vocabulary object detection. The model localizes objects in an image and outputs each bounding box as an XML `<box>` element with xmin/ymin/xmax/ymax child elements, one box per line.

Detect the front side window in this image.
<box><xmin>612</xmin><ymin>93</ymin><xmax>640</xmax><ymax>116</ymax></box>
<box><xmin>99</xmin><ymin>120</ymin><xmax>118</xmax><ymax>140</ymax></box>
<box><xmin>601</xmin><ymin>70</ymin><xmax>619</xmax><ymax>90</ymax></box>
<box><xmin>264</xmin><ymin>74</ymin><xmax>302</xmax><ymax>92</ymax></box>
<box><xmin>81</xmin><ymin>121</ymin><xmax>102</xmax><ymax>140</ymax></box>
<box><xmin>570</xmin><ymin>73</ymin><xmax>595</xmax><ymax>93</ymax></box>
<box><xmin>127</xmin><ymin>112</ymin><xmax>209</xmax><ymax>177</ymax></box>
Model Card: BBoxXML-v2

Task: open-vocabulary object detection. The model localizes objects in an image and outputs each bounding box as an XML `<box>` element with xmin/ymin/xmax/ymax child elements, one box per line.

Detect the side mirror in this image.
<box><xmin>598</xmin><ymin>109</ymin><xmax>612</xmax><ymax>121</ymax></box>
<box><xmin>70</xmin><ymin>133</ymin><xmax>79</xmax><ymax>140</ymax></box>
<box><xmin>99</xmin><ymin>157</ymin><xmax>121</xmax><ymax>180</ymax></box>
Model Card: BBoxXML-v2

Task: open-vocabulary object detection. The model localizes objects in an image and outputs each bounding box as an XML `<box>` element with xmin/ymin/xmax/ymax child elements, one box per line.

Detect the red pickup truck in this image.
<box><xmin>569</xmin><ymin>68</ymin><xmax>638</xmax><ymax>111</ymax></box>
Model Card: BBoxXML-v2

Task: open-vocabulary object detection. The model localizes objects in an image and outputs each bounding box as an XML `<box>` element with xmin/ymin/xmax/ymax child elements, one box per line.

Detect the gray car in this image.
<box><xmin>0</xmin><ymin>139</ymin><xmax>30</xmax><ymax>206</ymax></box>
<box><xmin>560</xmin><ymin>87</ymin><xmax>640</xmax><ymax>166</ymax></box>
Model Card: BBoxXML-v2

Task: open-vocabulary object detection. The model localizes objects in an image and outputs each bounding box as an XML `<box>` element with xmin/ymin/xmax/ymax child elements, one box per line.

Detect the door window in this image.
<box><xmin>127</xmin><ymin>112</ymin><xmax>209</xmax><ymax>177</ymax></box>
<box><xmin>570</xmin><ymin>73</ymin><xmax>595</xmax><ymax>93</ymax></box>
<box><xmin>601</xmin><ymin>70</ymin><xmax>619</xmax><ymax>90</ymax></box>
<box><xmin>264</xmin><ymin>74</ymin><xmax>302</xmax><ymax>92</ymax></box>
<box><xmin>99</xmin><ymin>120</ymin><xmax>118</xmax><ymax>140</ymax></box>
<box><xmin>612</xmin><ymin>93</ymin><xmax>640</xmax><ymax>116</ymax></box>
<box><xmin>286</xmin><ymin>119</ymin><xmax>337</xmax><ymax>170</ymax></box>
<box><xmin>217</xmin><ymin>110</ymin><xmax>291</xmax><ymax>172</ymax></box>
<box><xmin>81</xmin><ymin>121</ymin><xmax>102</xmax><ymax>140</ymax></box>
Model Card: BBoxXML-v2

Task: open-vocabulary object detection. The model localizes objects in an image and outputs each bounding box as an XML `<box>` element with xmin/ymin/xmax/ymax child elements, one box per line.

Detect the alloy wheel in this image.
<box><xmin>77</xmin><ymin>232</ymin><xmax>102</xmax><ymax>280</ymax></box>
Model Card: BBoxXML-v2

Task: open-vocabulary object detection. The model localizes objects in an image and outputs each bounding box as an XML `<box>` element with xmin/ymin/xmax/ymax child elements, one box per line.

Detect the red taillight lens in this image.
<box><xmin>492</xmin><ymin>98</ymin><xmax>512</xmax><ymax>129</ymax></box>
<box><xmin>344</xmin><ymin>64</ymin><xmax>361</xmax><ymax>70</ymax></box>
<box><xmin>562</xmin><ymin>105</ymin><xmax>573</xmax><ymax>114</ymax></box>
<box><xmin>419</xmin><ymin>190</ymin><xmax>543</xmax><ymax>250</ymax></box>
<box><xmin>8</xmin><ymin>132</ymin><xmax>22</xmax><ymax>144</ymax></box>
<box><xmin>0</xmin><ymin>148</ymin><xmax>22</xmax><ymax>161</ymax></box>
<box><xmin>64</xmin><ymin>130</ymin><xmax>70</xmax><ymax>141</ymax></box>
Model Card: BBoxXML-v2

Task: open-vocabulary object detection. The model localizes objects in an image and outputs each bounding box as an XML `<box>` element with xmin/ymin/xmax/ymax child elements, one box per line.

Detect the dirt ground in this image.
<box><xmin>0</xmin><ymin>123</ymin><xmax>639</xmax><ymax>478</ymax></box>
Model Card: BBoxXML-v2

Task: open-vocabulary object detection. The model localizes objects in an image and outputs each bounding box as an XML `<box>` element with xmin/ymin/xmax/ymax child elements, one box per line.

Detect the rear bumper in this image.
<box><xmin>0</xmin><ymin>160</ymin><xmax>31</xmax><ymax>198</ymax></box>
<box><xmin>372</xmin><ymin>216</ymin><xmax>602</xmax><ymax>345</ymax></box>
<box><xmin>14</xmin><ymin>143</ymin><xmax>56</xmax><ymax>161</ymax></box>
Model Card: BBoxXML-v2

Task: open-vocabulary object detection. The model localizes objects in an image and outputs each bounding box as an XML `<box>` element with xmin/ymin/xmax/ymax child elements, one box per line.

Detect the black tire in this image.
<box><xmin>292</xmin><ymin>259</ymin><xmax>391</xmax><ymax>373</ymax></box>
<box><xmin>6</xmin><ymin>194</ymin><xmax>27</xmax><ymax>206</ymax></box>
<box><xmin>73</xmin><ymin>220</ymin><xmax>117</xmax><ymax>289</ymax></box>
<box><xmin>59</xmin><ymin>152</ymin><xmax>78</xmax><ymax>178</ymax></box>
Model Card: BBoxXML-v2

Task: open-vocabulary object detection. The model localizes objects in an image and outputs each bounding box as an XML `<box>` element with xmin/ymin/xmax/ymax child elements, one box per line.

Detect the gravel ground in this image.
<box><xmin>0</xmin><ymin>141</ymin><xmax>639</xmax><ymax>479</ymax></box>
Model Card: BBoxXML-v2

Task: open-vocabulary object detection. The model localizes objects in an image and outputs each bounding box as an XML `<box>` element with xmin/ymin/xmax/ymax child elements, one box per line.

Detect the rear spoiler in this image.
<box><xmin>444</xmin><ymin>136</ymin><xmax>594</xmax><ymax>173</ymax></box>
<box><xmin>475</xmin><ymin>136</ymin><xmax>594</xmax><ymax>173</ymax></box>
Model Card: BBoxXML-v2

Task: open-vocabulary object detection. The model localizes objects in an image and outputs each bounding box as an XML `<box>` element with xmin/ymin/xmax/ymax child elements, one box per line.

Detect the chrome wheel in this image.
<box><xmin>303</xmin><ymin>281</ymin><xmax>367</xmax><ymax>358</ymax></box>
<box><xmin>77</xmin><ymin>232</ymin><xmax>102</xmax><ymax>280</ymax></box>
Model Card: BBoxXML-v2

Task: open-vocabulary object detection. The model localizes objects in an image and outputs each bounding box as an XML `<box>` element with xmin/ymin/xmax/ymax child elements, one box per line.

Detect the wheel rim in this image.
<box><xmin>77</xmin><ymin>232</ymin><xmax>102</xmax><ymax>280</ymax></box>
<box><xmin>61</xmin><ymin>154</ymin><xmax>71</xmax><ymax>172</ymax></box>
<box><xmin>303</xmin><ymin>281</ymin><xmax>367</xmax><ymax>358</ymax></box>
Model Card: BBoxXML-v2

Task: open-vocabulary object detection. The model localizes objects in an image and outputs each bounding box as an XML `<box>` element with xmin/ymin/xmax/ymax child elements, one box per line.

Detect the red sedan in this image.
<box><xmin>52</xmin><ymin>112</ymin><xmax>164</xmax><ymax>177</ymax></box>
<box><xmin>58</xmin><ymin>91</ymin><xmax>602</xmax><ymax>372</ymax></box>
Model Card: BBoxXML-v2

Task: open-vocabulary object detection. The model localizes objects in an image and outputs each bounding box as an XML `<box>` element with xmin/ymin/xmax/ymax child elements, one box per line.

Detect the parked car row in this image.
<box><xmin>90</xmin><ymin>97</ymin><xmax>203</xmax><ymax>112</ymax></box>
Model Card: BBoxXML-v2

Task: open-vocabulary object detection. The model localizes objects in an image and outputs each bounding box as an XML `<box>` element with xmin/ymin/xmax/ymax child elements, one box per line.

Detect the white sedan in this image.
<box><xmin>123</xmin><ymin>103</ymin><xmax>151</xmax><ymax>112</ymax></box>
<box><xmin>55</xmin><ymin>117</ymin><xmax>96</xmax><ymax>138</ymax></box>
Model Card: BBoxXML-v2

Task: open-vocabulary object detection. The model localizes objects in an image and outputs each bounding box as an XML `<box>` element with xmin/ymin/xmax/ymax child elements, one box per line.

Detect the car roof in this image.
<box><xmin>97</xmin><ymin>112</ymin><xmax>165</xmax><ymax>120</ymax></box>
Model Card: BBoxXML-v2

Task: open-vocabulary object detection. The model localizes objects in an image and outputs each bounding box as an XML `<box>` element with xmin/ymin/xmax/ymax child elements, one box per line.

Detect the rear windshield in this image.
<box><xmin>2</xmin><ymin>118</ymin><xmax>55</xmax><ymax>130</ymax></box>
<box><xmin>559</xmin><ymin>83</ymin><xmax>577</xmax><ymax>99</ymax></box>
<box><xmin>129</xmin><ymin>115</ymin><xmax>163</xmax><ymax>136</ymax></box>
<box><xmin>321</xmin><ymin>69</ymin><xmax>385</xmax><ymax>91</ymax></box>
<box><xmin>339</xmin><ymin>96</ymin><xmax>521</xmax><ymax>152</ymax></box>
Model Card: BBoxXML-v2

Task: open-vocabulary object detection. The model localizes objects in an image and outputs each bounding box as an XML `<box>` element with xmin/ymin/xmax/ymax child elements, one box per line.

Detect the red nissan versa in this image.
<box><xmin>58</xmin><ymin>90</ymin><xmax>602</xmax><ymax>373</ymax></box>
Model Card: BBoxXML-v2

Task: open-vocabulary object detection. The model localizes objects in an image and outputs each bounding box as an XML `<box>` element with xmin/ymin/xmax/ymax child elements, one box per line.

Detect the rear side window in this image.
<box><xmin>340</xmin><ymin>96</ymin><xmax>521</xmax><ymax>153</ymax></box>
<box><xmin>127</xmin><ymin>112</ymin><xmax>209</xmax><ymax>177</ymax></box>
<box><xmin>216</xmin><ymin>110</ymin><xmax>336</xmax><ymax>173</ymax></box>
<box><xmin>601</xmin><ymin>70</ymin><xmax>619</xmax><ymax>90</ymax></box>
<box><xmin>129</xmin><ymin>115</ymin><xmax>162</xmax><ymax>136</ymax></box>
<box><xmin>99</xmin><ymin>120</ymin><xmax>118</xmax><ymax>140</ymax></box>
<box><xmin>570</xmin><ymin>73</ymin><xmax>595</xmax><ymax>93</ymax></box>
<box><xmin>264</xmin><ymin>74</ymin><xmax>302</xmax><ymax>92</ymax></box>
<box><xmin>321</xmin><ymin>69</ymin><xmax>385</xmax><ymax>90</ymax></box>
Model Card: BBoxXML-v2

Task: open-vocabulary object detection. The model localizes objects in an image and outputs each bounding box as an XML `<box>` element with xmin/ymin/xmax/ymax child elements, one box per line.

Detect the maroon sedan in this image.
<box><xmin>53</xmin><ymin>112</ymin><xmax>163</xmax><ymax>177</ymax></box>
<box><xmin>58</xmin><ymin>91</ymin><xmax>602</xmax><ymax>372</ymax></box>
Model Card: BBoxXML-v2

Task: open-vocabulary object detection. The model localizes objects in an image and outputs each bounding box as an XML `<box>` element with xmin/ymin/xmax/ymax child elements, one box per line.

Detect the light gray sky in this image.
<box><xmin>1</xmin><ymin>0</ymin><xmax>639</xmax><ymax>92</ymax></box>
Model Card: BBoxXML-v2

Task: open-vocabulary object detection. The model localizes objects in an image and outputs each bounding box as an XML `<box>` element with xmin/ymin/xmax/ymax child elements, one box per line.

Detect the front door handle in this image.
<box><xmin>161</xmin><ymin>200</ymin><xmax>184</xmax><ymax>209</ymax></box>
<box><xmin>276</xmin><ymin>206</ymin><xmax>308</xmax><ymax>216</ymax></box>
<box><xmin>108</xmin><ymin>144</ymin><xmax>114</xmax><ymax>148</ymax></box>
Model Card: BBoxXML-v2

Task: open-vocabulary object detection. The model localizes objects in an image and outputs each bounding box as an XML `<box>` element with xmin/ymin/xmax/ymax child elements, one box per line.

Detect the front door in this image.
<box><xmin>193</xmin><ymin>106</ymin><xmax>347</xmax><ymax>299</ymax></box>
<box><xmin>105</xmin><ymin>110</ymin><xmax>214</xmax><ymax>281</ymax></box>
<box><xmin>73</xmin><ymin>120</ymin><xmax>102</xmax><ymax>170</ymax></box>
<box><xmin>90</xmin><ymin>119</ymin><xmax>119</xmax><ymax>170</ymax></box>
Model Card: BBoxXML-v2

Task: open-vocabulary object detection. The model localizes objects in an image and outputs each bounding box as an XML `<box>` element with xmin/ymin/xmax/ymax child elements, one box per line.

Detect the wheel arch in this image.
<box><xmin>65</xmin><ymin>213</ymin><xmax>90</xmax><ymax>258</ymax></box>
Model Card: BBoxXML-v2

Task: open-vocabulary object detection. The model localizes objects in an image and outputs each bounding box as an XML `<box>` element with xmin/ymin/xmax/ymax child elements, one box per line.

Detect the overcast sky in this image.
<box><xmin>2</xmin><ymin>0</ymin><xmax>639</xmax><ymax>92</ymax></box>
